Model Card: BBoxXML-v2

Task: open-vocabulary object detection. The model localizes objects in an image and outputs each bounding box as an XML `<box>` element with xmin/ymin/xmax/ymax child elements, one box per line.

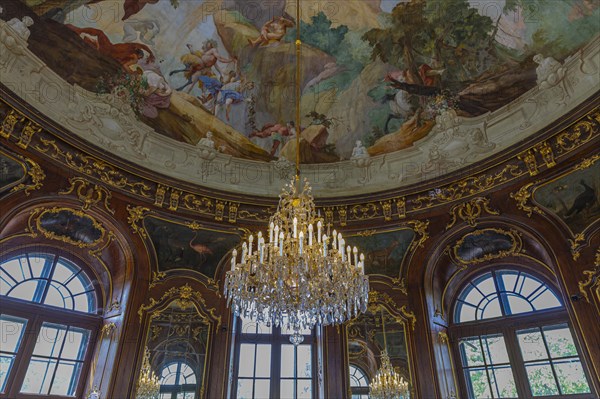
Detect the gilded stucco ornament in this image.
<box><xmin>578</xmin><ymin>249</ymin><xmax>600</xmax><ymax>304</ymax></box>
<box><xmin>446</xmin><ymin>197</ymin><xmax>499</xmax><ymax>229</ymax></box>
<box><xmin>138</xmin><ymin>284</ymin><xmax>221</xmax><ymax>328</ymax></box>
<box><xmin>510</xmin><ymin>182</ymin><xmax>545</xmax><ymax>217</ymax></box>
<box><xmin>0</xmin><ymin>109</ymin><xmax>25</xmax><ymax>138</ymax></box>
<box><xmin>9</xmin><ymin>156</ymin><xmax>45</xmax><ymax>196</ymax></box>
<box><xmin>127</xmin><ymin>205</ymin><xmax>150</xmax><ymax>239</ymax></box>
<box><xmin>60</xmin><ymin>177</ymin><xmax>114</xmax><ymax>214</ymax></box>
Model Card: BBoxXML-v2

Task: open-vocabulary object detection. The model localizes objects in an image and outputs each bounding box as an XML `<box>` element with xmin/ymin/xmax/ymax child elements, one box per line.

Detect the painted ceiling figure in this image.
<box><xmin>65</xmin><ymin>24</ymin><xmax>155</xmax><ymax>68</ymax></box>
<box><xmin>248</xmin><ymin>16</ymin><xmax>295</xmax><ymax>47</ymax></box>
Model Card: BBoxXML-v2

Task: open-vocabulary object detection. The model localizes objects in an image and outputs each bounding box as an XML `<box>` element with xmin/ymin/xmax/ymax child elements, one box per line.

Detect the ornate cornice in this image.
<box><xmin>1</xmin><ymin>94</ymin><xmax>598</xmax><ymax>228</ymax></box>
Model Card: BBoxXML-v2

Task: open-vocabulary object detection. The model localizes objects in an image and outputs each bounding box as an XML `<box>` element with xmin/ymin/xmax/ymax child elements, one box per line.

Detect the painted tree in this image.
<box><xmin>363</xmin><ymin>0</ymin><xmax>494</xmax><ymax>85</ymax></box>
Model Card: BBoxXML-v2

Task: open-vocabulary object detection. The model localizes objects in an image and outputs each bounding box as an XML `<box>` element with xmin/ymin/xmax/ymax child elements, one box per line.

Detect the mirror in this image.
<box><xmin>346</xmin><ymin>303</ymin><xmax>411</xmax><ymax>398</ymax></box>
<box><xmin>144</xmin><ymin>300</ymin><xmax>210</xmax><ymax>399</ymax></box>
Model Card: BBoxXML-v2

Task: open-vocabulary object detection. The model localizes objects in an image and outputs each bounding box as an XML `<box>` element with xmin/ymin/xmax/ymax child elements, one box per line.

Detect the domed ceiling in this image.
<box><xmin>1</xmin><ymin>0</ymin><xmax>599</xmax><ymax>197</ymax></box>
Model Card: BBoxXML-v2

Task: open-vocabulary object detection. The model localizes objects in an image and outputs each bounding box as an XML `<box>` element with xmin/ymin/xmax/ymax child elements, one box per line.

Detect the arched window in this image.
<box><xmin>349</xmin><ymin>364</ymin><xmax>369</xmax><ymax>399</ymax></box>
<box><xmin>0</xmin><ymin>253</ymin><xmax>101</xmax><ymax>398</ymax></box>
<box><xmin>159</xmin><ymin>361</ymin><xmax>197</xmax><ymax>399</ymax></box>
<box><xmin>451</xmin><ymin>269</ymin><xmax>593</xmax><ymax>399</ymax></box>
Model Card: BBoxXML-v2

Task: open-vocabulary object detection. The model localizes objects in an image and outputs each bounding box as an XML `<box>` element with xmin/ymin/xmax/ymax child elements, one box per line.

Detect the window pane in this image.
<box><xmin>237</xmin><ymin>378</ymin><xmax>254</xmax><ymax>399</ymax></box>
<box><xmin>44</xmin><ymin>283</ymin><xmax>73</xmax><ymax>310</ymax></box>
<box><xmin>20</xmin><ymin>357</ymin><xmax>57</xmax><ymax>394</ymax></box>
<box><xmin>482</xmin><ymin>335</ymin><xmax>510</xmax><ymax>365</ymax></box>
<box><xmin>466</xmin><ymin>368</ymin><xmax>492</xmax><ymax>399</ymax></box>
<box><xmin>280</xmin><ymin>379</ymin><xmax>294</xmax><ymax>398</ymax></box>
<box><xmin>241</xmin><ymin>318</ymin><xmax>271</xmax><ymax>335</ymax></box>
<box><xmin>458</xmin><ymin>302</ymin><xmax>476</xmax><ymax>323</ymax></box>
<box><xmin>34</xmin><ymin>324</ymin><xmax>67</xmax><ymax>358</ymax></box>
<box><xmin>532</xmin><ymin>290</ymin><xmax>561</xmax><ymax>310</ymax></box>
<box><xmin>254</xmin><ymin>379</ymin><xmax>270</xmax><ymax>399</ymax></box>
<box><xmin>543</xmin><ymin>325</ymin><xmax>578</xmax><ymax>358</ymax></box>
<box><xmin>50</xmin><ymin>360</ymin><xmax>82</xmax><ymax>396</ymax></box>
<box><xmin>239</xmin><ymin>344</ymin><xmax>256</xmax><ymax>378</ymax></box>
<box><xmin>61</xmin><ymin>327</ymin><xmax>90</xmax><ymax>360</ymax></box>
<box><xmin>0</xmin><ymin>314</ymin><xmax>27</xmax><ymax>353</ymax></box>
<box><xmin>489</xmin><ymin>366</ymin><xmax>517</xmax><ymax>398</ymax></box>
<box><xmin>255</xmin><ymin>345</ymin><xmax>271</xmax><ymax>378</ymax></box>
<box><xmin>9</xmin><ymin>280</ymin><xmax>44</xmax><ymax>302</ymax></box>
<box><xmin>525</xmin><ymin>362</ymin><xmax>559</xmax><ymax>396</ymax></box>
<box><xmin>517</xmin><ymin>329</ymin><xmax>548</xmax><ymax>361</ymax></box>
<box><xmin>480</xmin><ymin>297</ymin><xmax>502</xmax><ymax>320</ymax></box>
<box><xmin>0</xmin><ymin>355</ymin><xmax>16</xmax><ymax>393</ymax></box>
<box><xmin>460</xmin><ymin>338</ymin><xmax>484</xmax><ymax>367</ymax></box>
<box><xmin>553</xmin><ymin>359</ymin><xmax>591</xmax><ymax>394</ymax></box>
<box><xmin>297</xmin><ymin>379</ymin><xmax>312</xmax><ymax>398</ymax></box>
<box><xmin>505</xmin><ymin>295</ymin><xmax>533</xmax><ymax>315</ymax></box>
<box><xmin>297</xmin><ymin>345</ymin><xmax>312</xmax><ymax>378</ymax></box>
<box><xmin>281</xmin><ymin>345</ymin><xmax>295</xmax><ymax>378</ymax></box>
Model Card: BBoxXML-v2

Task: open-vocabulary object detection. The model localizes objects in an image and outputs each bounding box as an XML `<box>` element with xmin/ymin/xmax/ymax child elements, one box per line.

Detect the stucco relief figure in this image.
<box><xmin>533</xmin><ymin>54</ymin><xmax>567</xmax><ymax>91</ymax></box>
<box><xmin>7</xmin><ymin>16</ymin><xmax>33</xmax><ymax>41</ymax></box>
<box><xmin>351</xmin><ymin>140</ymin><xmax>370</xmax><ymax>159</ymax></box>
<box><xmin>198</xmin><ymin>131</ymin><xmax>215</xmax><ymax>149</ymax></box>
<box><xmin>248</xmin><ymin>16</ymin><xmax>295</xmax><ymax>47</ymax></box>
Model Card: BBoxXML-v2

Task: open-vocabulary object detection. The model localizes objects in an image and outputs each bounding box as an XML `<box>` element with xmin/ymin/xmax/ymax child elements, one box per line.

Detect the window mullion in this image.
<box><xmin>540</xmin><ymin>327</ymin><xmax>564</xmax><ymax>396</ymax></box>
<box><xmin>502</xmin><ymin>326</ymin><xmax>530</xmax><ymax>398</ymax></box>
<box><xmin>39</xmin><ymin>254</ymin><xmax>59</xmax><ymax>304</ymax></box>
<box><xmin>5</xmin><ymin>315</ymin><xmax>42</xmax><ymax>397</ymax></box>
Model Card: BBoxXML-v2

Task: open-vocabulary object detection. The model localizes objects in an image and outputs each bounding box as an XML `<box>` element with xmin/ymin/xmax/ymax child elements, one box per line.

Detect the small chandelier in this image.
<box><xmin>223</xmin><ymin>0</ymin><xmax>368</xmax><ymax>344</ymax></box>
<box><xmin>369</xmin><ymin>350</ymin><xmax>409</xmax><ymax>399</ymax></box>
<box><xmin>370</xmin><ymin>311</ymin><xmax>410</xmax><ymax>398</ymax></box>
<box><xmin>136</xmin><ymin>347</ymin><xmax>160</xmax><ymax>399</ymax></box>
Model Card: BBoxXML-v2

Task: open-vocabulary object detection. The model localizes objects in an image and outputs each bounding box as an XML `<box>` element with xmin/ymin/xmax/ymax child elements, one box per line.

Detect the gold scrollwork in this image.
<box><xmin>451</xmin><ymin>228</ymin><xmax>523</xmax><ymax>266</ymax></box>
<box><xmin>510</xmin><ymin>182</ymin><xmax>545</xmax><ymax>217</ymax></box>
<box><xmin>350</xmin><ymin>203</ymin><xmax>379</xmax><ymax>221</ymax></box>
<box><xmin>10</xmin><ymin>157</ymin><xmax>45</xmax><ymax>196</ymax></box>
<box><xmin>149</xmin><ymin>271</ymin><xmax>167</xmax><ymax>289</ymax></box>
<box><xmin>101</xmin><ymin>323</ymin><xmax>117</xmax><ymax>336</ymax></box>
<box><xmin>35</xmin><ymin>138</ymin><xmax>153</xmax><ymax>198</ymax></box>
<box><xmin>180</xmin><ymin>194</ymin><xmax>213</xmax><ymax>215</ymax></box>
<box><xmin>535</xmin><ymin>141</ymin><xmax>556</xmax><ymax>168</ymax></box>
<box><xmin>446</xmin><ymin>197</ymin><xmax>499</xmax><ymax>229</ymax></box>
<box><xmin>59</xmin><ymin>177</ymin><xmax>114</xmax><ymax>214</ymax></box>
<box><xmin>573</xmin><ymin>154</ymin><xmax>600</xmax><ymax>171</ymax></box>
<box><xmin>138</xmin><ymin>284</ymin><xmax>221</xmax><ymax>328</ymax></box>
<box><xmin>399</xmin><ymin>305</ymin><xmax>417</xmax><ymax>331</ymax></box>
<box><xmin>568</xmin><ymin>233</ymin><xmax>586</xmax><ymax>261</ymax></box>
<box><xmin>438</xmin><ymin>331</ymin><xmax>449</xmax><ymax>344</ymax></box>
<box><xmin>407</xmin><ymin>220</ymin><xmax>429</xmax><ymax>249</ymax></box>
<box><xmin>127</xmin><ymin>206</ymin><xmax>150</xmax><ymax>239</ymax></box>
<box><xmin>380</xmin><ymin>200</ymin><xmax>392</xmax><ymax>221</ymax></box>
<box><xmin>578</xmin><ymin>249</ymin><xmax>600</xmax><ymax>303</ymax></box>
<box><xmin>555</xmin><ymin>113</ymin><xmax>597</xmax><ymax>154</ymax></box>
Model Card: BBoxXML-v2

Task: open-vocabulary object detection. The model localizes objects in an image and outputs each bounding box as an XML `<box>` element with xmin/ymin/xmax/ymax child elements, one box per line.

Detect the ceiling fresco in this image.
<box><xmin>4</xmin><ymin>0</ymin><xmax>599</xmax><ymax>166</ymax></box>
<box><xmin>0</xmin><ymin>151</ymin><xmax>26</xmax><ymax>194</ymax></box>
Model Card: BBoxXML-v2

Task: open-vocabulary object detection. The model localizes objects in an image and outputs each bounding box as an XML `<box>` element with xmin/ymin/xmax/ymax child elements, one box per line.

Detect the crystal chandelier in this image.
<box><xmin>369</xmin><ymin>350</ymin><xmax>409</xmax><ymax>399</ymax></box>
<box><xmin>370</xmin><ymin>311</ymin><xmax>409</xmax><ymax>399</ymax></box>
<box><xmin>136</xmin><ymin>347</ymin><xmax>160</xmax><ymax>399</ymax></box>
<box><xmin>223</xmin><ymin>0</ymin><xmax>369</xmax><ymax>344</ymax></box>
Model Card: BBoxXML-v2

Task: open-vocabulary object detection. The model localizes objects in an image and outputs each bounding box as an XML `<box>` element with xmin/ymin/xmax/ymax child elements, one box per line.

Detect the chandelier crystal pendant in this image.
<box><xmin>223</xmin><ymin>0</ymin><xmax>368</xmax><ymax>344</ymax></box>
<box><xmin>369</xmin><ymin>311</ymin><xmax>410</xmax><ymax>398</ymax></box>
<box><xmin>135</xmin><ymin>347</ymin><xmax>160</xmax><ymax>399</ymax></box>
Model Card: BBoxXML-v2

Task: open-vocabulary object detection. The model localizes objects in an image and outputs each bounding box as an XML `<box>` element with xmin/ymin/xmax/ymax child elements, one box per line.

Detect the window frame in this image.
<box><xmin>0</xmin><ymin>253</ymin><xmax>102</xmax><ymax>399</ymax></box>
<box><xmin>231</xmin><ymin>318</ymin><xmax>319</xmax><ymax>399</ymax></box>
<box><xmin>158</xmin><ymin>360</ymin><xmax>198</xmax><ymax>399</ymax></box>
<box><xmin>348</xmin><ymin>364</ymin><xmax>369</xmax><ymax>398</ymax></box>
<box><xmin>449</xmin><ymin>268</ymin><xmax>595</xmax><ymax>399</ymax></box>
